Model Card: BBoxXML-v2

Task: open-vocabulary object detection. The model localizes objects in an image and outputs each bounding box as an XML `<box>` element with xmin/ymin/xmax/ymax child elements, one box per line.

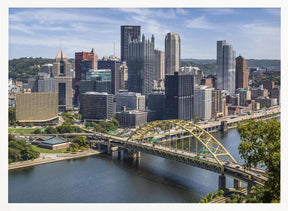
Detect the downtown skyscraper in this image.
<box><xmin>74</xmin><ymin>49</ymin><xmax>98</xmax><ymax>105</ymax></box>
<box><xmin>52</xmin><ymin>49</ymin><xmax>73</xmax><ymax>111</ymax></box>
<box><xmin>121</xmin><ymin>25</ymin><xmax>141</xmax><ymax>62</ymax></box>
<box><xmin>165</xmin><ymin>32</ymin><xmax>181</xmax><ymax>75</ymax></box>
<box><xmin>235</xmin><ymin>55</ymin><xmax>249</xmax><ymax>89</ymax></box>
<box><xmin>165</xmin><ymin>72</ymin><xmax>194</xmax><ymax>121</ymax></box>
<box><xmin>216</xmin><ymin>40</ymin><xmax>236</xmax><ymax>92</ymax></box>
<box><xmin>127</xmin><ymin>34</ymin><xmax>155</xmax><ymax>96</ymax></box>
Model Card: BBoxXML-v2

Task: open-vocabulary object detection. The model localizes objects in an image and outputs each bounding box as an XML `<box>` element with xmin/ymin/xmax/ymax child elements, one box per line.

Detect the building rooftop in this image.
<box><xmin>39</xmin><ymin>136</ymin><xmax>54</xmax><ymax>142</ymax></box>
<box><xmin>117</xmin><ymin>92</ymin><xmax>142</xmax><ymax>96</ymax></box>
<box><xmin>55</xmin><ymin>49</ymin><xmax>67</xmax><ymax>60</ymax></box>
<box><xmin>84</xmin><ymin>91</ymin><xmax>109</xmax><ymax>95</ymax></box>
<box><xmin>42</xmin><ymin>137</ymin><xmax>66</xmax><ymax>145</ymax></box>
<box><xmin>118</xmin><ymin>110</ymin><xmax>147</xmax><ymax>114</ymax></box>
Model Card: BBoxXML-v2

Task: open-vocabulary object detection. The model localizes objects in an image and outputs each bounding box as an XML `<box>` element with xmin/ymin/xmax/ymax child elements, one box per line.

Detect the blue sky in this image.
<box><xmin>9</xmin><ymin>8</ymin><xmax>280</xmax><ymax>60</ymax></box>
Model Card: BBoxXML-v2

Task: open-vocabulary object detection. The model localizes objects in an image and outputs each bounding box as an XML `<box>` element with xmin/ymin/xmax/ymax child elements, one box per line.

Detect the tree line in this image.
<box><xmin>8</xmin><ymin>134</ymin><xmax>39</xmax><ymax>163</ymax></box>
<box><xmin>199</xmin><ymin>119</ymin><xmax>280</xmax><ymax>203</ymax></box>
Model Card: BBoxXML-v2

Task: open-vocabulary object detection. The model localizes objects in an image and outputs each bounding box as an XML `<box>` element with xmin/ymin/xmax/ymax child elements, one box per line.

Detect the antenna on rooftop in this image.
<box><xmin>113</xmin><ymin>42</ymin><xmax>115</xmax><ymax>56</ymax></box>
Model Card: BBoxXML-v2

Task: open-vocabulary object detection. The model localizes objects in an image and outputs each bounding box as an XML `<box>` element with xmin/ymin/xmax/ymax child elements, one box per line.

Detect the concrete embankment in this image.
<box><xmin>8</xmin><ymin>149</ymin><xmax>106</xmax><ymax>170</ymax></box>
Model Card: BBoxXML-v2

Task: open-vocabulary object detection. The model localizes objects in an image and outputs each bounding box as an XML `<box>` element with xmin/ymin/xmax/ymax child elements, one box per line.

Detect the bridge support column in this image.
<box><xmin>218</xmin><ymin>173</ymin><xmax>226</xmax><ymax>191</ymax></box>
<box><xmin>107</xmin><ymin>142</ymin><xmax>111</xmax><ymax>155</ymax></box>
<box><xmin>118</xmin><ymin>149</ymin><xmax>123</xmax><ymax>160</ymax></box>
<box><xmin>234</xmin><ymin>179</ymin><xmax>241</xmax><ymax>190</ymax></box>
<box><xmin>112</xmin><ymin>151</ymin><xmax>118</xmax><ymax>158</ymax></box>
<box><xmin>123</xmin><ymin>149</ymin><xmax>129</xmax><ymax>159</ymax></box>
<box><xmin>97</xmin><ymin>144</ymin><xmax>101</xmax><ymax>150</ymax></box>
<box><xmin>133</xmin><ymin>151</ymin><xmax>141</xmax><ymax>159</ymax></box>
<box><xmin>247</xmin><ymin>181</ymin><xmax>253</xmax><ymax>194</ymax></box>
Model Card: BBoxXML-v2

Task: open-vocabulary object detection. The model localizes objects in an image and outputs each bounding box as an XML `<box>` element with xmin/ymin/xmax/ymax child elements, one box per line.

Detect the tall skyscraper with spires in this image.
<box><xmin>235</xmin><ymin>55</ymin><xmax>249</xmax><ymax>89</ymax></box>
<box><xmin>121</xmin><ymin>25</ymin><xmax>141</xmax><ymax>62</ymax></box>
<box><xmin>216</xmin><ymin>40</ymin><xmax>236</xmax><ymax>92</ymax></box>
<box><xmin>52</xmin><ymin>49</ymin><xmax>73</xmax><ymax>111</ymax></box>
<box><xmin>127</xmin><ymin>34</ymin><xmax>155</xmax><ymax>96</ymax></box>
<box><xmin>165</xmin><ymin>32</ymin><xmax>181</xmax><ymax>75</ymax></box>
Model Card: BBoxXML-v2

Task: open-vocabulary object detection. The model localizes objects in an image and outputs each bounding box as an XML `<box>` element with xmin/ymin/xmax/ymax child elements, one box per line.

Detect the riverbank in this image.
<box><xmin>8</xmin><ymin>149</ymin><xmax>106</xmax><ymax>170</ymax></box>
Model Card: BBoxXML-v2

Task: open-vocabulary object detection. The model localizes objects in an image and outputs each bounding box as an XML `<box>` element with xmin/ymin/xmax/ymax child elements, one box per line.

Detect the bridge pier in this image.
<box><xmin>107</xmin><ymin>141</ymin><xmax>112</xmax><ymax>155</ymax></box>
<box><xmin>123</xmin><ymin>149</ymin><xmax>129</xmax><ymax>159</ymax></box>
<box><xmin>247</xmin><ymin>181</ymin><xmax>253</xmax><ymax>194</ymax></box>
<box><xmin>234</xmin><ymin>179</ymin><xmax>241</xmax><ymax>190</ymax></box>
<box><xmin>218</xmin><ymin>173</ymin><xmax>226</xmax><ymax>191</ymax></box>
<box><xmin>112</xmin><ymin>151</ymin><xmax>118</xmax><ymax>158</ymax></box>
<box><xmin>133</xmin><ymin>151</ymin><xmax>141</xmax><ymax>159</ymax></box>
<box><xmin>118</xmin><ymin>149</ymin><xmax>123</xmax><ymax>160</ymax></box>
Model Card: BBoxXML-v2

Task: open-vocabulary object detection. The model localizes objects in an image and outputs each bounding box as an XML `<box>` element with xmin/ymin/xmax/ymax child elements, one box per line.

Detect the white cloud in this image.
<box><xmin>9</xmin><ymin>24</ymin><xmax>35</xmax><ymax>35</ymax></box>
<box><xmin>175</xmin><ymin>8</ymin><xmax>188</xmax><ymax>15</ymax></box>
<box><xmin>117</xmin><ymin>8</ymin><xmax>177</xmax><ymax>19</ymax></box>
<box><xmin>200</xmin><ymin>8</ymin><xmax>236</xmax><ymax>15</ymax></box>
<box><xmin>9</xmin><ymin>35</ymin><xmax>120</xmax><ymax>59</ymax></box>
<box><xmin>10</xmin><ymin>9</ymin><xmax>122</xmax><ymax>25</ymax></box>
<box><xmin>186</xmin><ymin>16</ymin><xmax>215</xmax><ymax>29</ymax></box>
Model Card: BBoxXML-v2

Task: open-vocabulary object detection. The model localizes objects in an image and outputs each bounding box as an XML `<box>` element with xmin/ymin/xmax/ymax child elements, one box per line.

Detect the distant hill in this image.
<box><xmin>9</xmin><ymin>57</ymin><xmax>75</xmax><ymax>83</ymax></box>
<box><xmin>9</xmin><ymin>57</ymin><xmax>280</xmax><ymax>83</ymax></box>
<box><xmin>245</xmin><ymin>59</ymin><xmax>280</xmax><ymax>71</ymax></box>
<box><xmin>181</xmin><ymin>58</ymin><xmax>216</xmax><ymax>64</ymax></box>
<box><xmin>181</xmin><ymin>59</ymin><xmax>280</xmax><ymax>74</ymax></box>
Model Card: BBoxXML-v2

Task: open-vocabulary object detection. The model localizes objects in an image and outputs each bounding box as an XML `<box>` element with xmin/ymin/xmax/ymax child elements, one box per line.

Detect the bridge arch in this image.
<box><xmin>127</xmin><ymin>119</ymin><xmax>237</xmax><ymax>168</ymax></box>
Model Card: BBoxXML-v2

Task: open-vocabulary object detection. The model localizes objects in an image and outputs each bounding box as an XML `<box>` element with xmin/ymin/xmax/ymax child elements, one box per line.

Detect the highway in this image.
<box><xmin>198</xmin><ymin>105</ymin><xmax>280</xmax><ymax>130</ymax></box>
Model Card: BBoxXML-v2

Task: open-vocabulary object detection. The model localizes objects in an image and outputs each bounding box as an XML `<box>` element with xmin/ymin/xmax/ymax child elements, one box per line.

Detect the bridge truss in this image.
<box><xmin>127</xmin><ymin>119</ymin><xmax>237</xmax><ymax>168</ymax></box>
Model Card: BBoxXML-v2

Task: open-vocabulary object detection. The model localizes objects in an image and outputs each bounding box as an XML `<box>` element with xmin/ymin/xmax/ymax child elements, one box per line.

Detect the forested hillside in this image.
<box><xmin>181</xmin><ymin>59</ymin><xmax>280</xmax><ymax>75</ymax></box>
<box><xmin>9</xmin><ymin>57</ymin><xmax>279</xmax><ymax>83</ymax></box>
<box><xmin>9</xmin><ymin>57</ymin><xmax>75</xmax><ymax>83</ymax></box>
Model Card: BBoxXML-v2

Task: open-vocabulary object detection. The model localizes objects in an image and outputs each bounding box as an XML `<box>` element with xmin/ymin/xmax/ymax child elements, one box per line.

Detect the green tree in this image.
<box><xmin>80</xmin><ymin>146</ymin><xmax>86</xmax><ymax>151</ymax></box>
<box><xmin>193</xmin><ymin>117</ymin><xmax>201</xmax><ymax>124</ymax></box>
<box><xmin>71</xmin><ymin>142</ymin><xmax>79</xmax><ymax>149</ymax></box>
<box><xmin>8</xmin><ymin>148</ymin><xmax>22</xmax><ymax>163</ymax></box>
<box><xmin>9</xmin><ymin>133</ymin><xmax>15</xmax><ymax>142</ymax></box>
<box><xmin>62</xmin><ymin>112</ymin><xmax>75</xmax><ymax>125</ymax></box>
<box><xmin>9</xmin><ymin>107</ymin><xmax>16</xmax><ymax>126</ymax></box>
<box><xmin>33</xmin><ymin>128</ymin><xmax>41</xmax><ymax>134</ymax></box>
<box><xmin>21</xmin><ymin>147</ymin><xmax>40</xmax><ymax>161</ymax></box>
<box><xmin>46</xmin><ymin>126</ymin><xmax>57</xmax><ymax>134</ymax></box>
<box><xmin>237</xmin><ymin>119</ymin><xmax>280</xmax><ymax>202</ymax></box>
<box><xmin>106</xmin><ymin>121</ymin><xmax>116</xmax><ymax>131</ymax></box>
<box><xmin>74</xmin><ymin>136</ymin><xmax>87</xmax><ymax>147</ymax></box>
<box><xmin>8</xmin><ymin>135</ymin><xmax>39</xmax><ymax>163</ymax></box>
<box><xmin>112</xmin><ymin>118</ymin><xmax>119</xmax><ymax>128</ymax></box>
<box><xmin>28</xmin><ymin>122</ymin><xmax>34</xmax><ymax>127</ymax></box>
<box><xmin>71</xmin><ymin>126</ymin><xmax>84</xmax><ymax>133</ymax></box>
<box><xmin>56</xmin><ymin>123</ymin><xmax>72</xmax><ymax>133</ymax></box>
<box><xmin>95</xmin><ymin>124</ymin><xmax>106</xmax><ymax>133</ymax></box>
<box><xmin>246</xmin><ymin>185</ymin><xmax>264</xmax><ymax>203</ymax></box>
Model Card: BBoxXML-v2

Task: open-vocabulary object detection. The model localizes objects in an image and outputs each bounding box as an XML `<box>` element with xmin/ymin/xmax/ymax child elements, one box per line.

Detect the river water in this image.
<box><xmin>8</xmin><ymin>128</ymin><xmax>246</xmax><ymax>203</ymax></box>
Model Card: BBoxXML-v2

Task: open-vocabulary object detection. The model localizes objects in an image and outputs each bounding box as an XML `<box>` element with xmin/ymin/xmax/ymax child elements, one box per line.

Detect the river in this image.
<box><xmin>8</xmin><ymin>128</ymin><xmax>248</xmax><ymax>203</ymax></box>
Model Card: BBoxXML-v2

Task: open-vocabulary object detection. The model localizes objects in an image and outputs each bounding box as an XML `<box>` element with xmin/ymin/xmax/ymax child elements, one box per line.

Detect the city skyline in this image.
<box><xmin>9</xmin><ymin>8</ymin><xmax>280</xmax><ymax>60</ymax></box>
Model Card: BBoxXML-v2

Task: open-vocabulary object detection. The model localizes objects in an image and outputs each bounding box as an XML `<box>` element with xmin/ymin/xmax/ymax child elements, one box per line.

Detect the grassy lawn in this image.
<box><xmin>31</xmin><ymin>145</ymin><xmax>68</xmax><ymax>153</ymax></box>
<box><xmin>8</xmin><ymin>128</ymin><xmax>45</xmax><ymax>134</ymax></box>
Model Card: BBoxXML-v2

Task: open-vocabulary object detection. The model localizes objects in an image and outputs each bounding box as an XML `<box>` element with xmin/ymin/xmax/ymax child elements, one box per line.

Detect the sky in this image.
<box><xmin>9</xmin><ymin>8</ymin><xmax>281</xmax><ymax>60</ymax></box>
